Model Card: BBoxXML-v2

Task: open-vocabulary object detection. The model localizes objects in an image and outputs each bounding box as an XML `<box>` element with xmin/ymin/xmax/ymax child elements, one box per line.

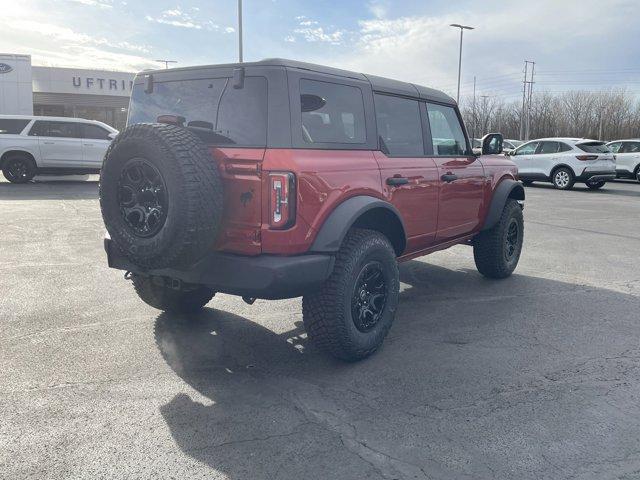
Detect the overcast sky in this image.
<box><xmin>1</xmin><ymin>0</ymin><xmax>640</xmax><ymax>101</ymax></box>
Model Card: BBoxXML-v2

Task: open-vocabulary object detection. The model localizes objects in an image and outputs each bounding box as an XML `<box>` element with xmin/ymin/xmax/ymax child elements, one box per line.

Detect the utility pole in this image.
<box><xmin>471</xmin><ymin>76</ymin><xmax>476</xmax><ymax>140</ymax></box>
<box><xmin>155</xmin><ymin>59</ymin><xmax>177</xmax><ymax>69</ymax></box>
<box><xmin>519</xmin><ymin>60</ymin><xmax>535</xmax><ymax>140</ymax></box>
<box><xmin>450</xmin><ymin>24</ymin><xmax>474</xmax><ymax>104</ymax></box>
<box><xmin>480</xmin><ymin>94</ymin><xmax>490</xmax><ymax>133</ymax></box>
<box><xmin>519</xmin><ymin>61</ymin><xmax>529</xmax><ymax>141</ymax></box>
<box><xmin>238</xmin><ymin>0</ymin><xmax>243</xmax><ymax>62</ymax></box>
<box><xmin>525</xmin><ymin>61</ymin><xmax>535</xmax><ymax>140</ymax></box>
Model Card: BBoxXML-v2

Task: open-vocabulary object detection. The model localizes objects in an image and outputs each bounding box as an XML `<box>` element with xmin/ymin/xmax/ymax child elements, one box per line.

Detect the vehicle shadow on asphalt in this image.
<box><xmin>527</xmin><ymin>181</ymin><xmax>640</xmax><ymax>196</ymax></box>
<box><xmin>0</xmin><ymin>180</ymin><xmax>99</xmax><ymax>200</ymax></box>
<box><xmin>154</xmin><ymin>260</ymin><xmax>640</xmax><ymax>479</ymax></box>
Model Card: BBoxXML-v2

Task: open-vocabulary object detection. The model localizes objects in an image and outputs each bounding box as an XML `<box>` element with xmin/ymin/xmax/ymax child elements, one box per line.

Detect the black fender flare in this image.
<box><xmin>310</xmin><ymin>195</ymin><xmax>407</xmax><ymax>255</ymax></box>
<box><xmin>482</xmin><ymin>179</ymin><xmax>525</xmax><ymax>231</ymax></box>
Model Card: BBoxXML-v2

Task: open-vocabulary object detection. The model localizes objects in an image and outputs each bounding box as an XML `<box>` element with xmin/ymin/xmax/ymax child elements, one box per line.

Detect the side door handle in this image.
<box><xmin>441</xmin><ymin>173</ymin><xmax>458</xmax><ymax>183</ymax></box>
<box><xmin>43</xmin><ymin>141</ymin><xmax>55</xmax><ymax>145</ymax></box>
<box><xmin>83</xmin><ymin>143</ymin><xmax>94</xmax><ymax>147</ymax></box>
<box><xmin>386</xmin><ymin>176</ymin><xmax>409</xmax><ymax>186</ymax></box>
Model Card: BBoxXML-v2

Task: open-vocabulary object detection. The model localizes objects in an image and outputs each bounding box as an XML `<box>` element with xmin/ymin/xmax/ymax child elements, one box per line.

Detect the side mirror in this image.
<box><xmin>108</xmin><ymin>132</ymin><xmax>117</xmax><ymax>140</ymax></box>
<box><xmin>481</xmin><ymin>133</ymin><xmax>504</xmax><ymax>155</ymax></box>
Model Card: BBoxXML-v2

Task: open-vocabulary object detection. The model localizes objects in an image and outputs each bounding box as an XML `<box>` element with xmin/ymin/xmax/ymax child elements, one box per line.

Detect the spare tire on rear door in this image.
<box><xmin>99</xmin><ymin>123</ymin><xmax>223</xmax><ymax>270</ymax></box>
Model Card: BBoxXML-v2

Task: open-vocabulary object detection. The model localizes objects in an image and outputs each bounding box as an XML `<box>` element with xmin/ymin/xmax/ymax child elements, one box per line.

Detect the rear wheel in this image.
<box><xmin>2</xmin><ymin>154</ymin><xmax>36</xmax><ymax>184</ymax></box>
<box><xmin>131</xmin><ymin>274</ymin><xmax>215</xmax><ymax>313</ymax></box>
<box><xmin>552</xmin><ymin>167</ymin><xmax>574</xmax><ymax>190</ymax></box>
<box><xmin>302</xmin><ymin>228</ymin><xmax>399</xmax><ymax>362</ymax></box>
<box><xmin>473</xmin><ymin>199</ymin><xmax>524</xmax><ymax>279</ymax></box>
<box><xmin>635</xmin><ymin>165</ymin><xmax>640</xmax><ymax>183</ymax></box>
<box><xmin>586</xmin><ymin>180</ymin><xmax>606</xmax><ymax>190</ymax></box>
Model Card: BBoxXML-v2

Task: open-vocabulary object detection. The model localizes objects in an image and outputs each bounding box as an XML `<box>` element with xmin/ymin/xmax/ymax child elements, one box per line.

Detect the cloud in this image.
<box><xmin>367</xmin><ymin>0</ymin><xmax>387</xmax><ymax>19</ymax></box>
<box><xmin>288</xmin><ymin>17</ymin><xmax>345</xmax><ymax>45</ymax></box>
<box><xmin>67</xmin><ymin>0</ymin><xmax>113</xmax><ymax>8</ymax></box>
<box><xmin>145</xmin><ymin>6</ymin><xmax>235</xmax><ymax>33</ymax></box>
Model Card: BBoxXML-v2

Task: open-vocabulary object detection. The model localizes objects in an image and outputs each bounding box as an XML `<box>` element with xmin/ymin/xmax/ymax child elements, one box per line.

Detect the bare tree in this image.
<box><xmin>460</xmin><ymin>89</ymin><xmax>639</xmax><ymax>141</ymax></box>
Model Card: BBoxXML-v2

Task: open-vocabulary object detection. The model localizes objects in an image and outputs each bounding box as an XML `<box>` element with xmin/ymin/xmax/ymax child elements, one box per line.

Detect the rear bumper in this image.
<box><xmin>576</xmin><ymin>170</ymin><xmax>616</xmax><ymax>183</ymax></box>
<box><xmin>104</xmin><ymin>239</ymin><xmax>335</xmax><ymax>300</ymax></box>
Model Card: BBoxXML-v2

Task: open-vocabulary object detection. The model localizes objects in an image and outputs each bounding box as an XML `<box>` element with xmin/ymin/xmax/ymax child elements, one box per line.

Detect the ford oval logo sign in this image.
<box><xmin>0</xmin><ymin>63</ymin><xmax>13</xmax><ymax>74</ymax></box>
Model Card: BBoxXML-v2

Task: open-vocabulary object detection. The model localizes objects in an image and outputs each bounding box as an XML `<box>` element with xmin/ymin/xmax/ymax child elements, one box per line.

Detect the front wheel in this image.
<box><xmin>131</xmin><ymin>274</ymin><xmax>215</xmax><ymax>313</ymax></box>
<box><xmin>473</xmin><ymin>199</ymin><xmax>524</xmax><ymax>279</ymax></box>
<box><xmin>2</xmin><ymin>155</ymin><xmax>36</xmax><ymax>184</ymax></box>
<box><xmin>303</xmin><ymin>228</ymin><xmax>399</xmax><ymax>362</ymax></box>
<box><xmin>586</xmin><ymin>180</ymin><xmax>606</xmax><ymax>190</ymax></box>
<box><xmin>552</xmin><ymin>167</ymin><xmax>574</xmax><ymax>190</ymax></box>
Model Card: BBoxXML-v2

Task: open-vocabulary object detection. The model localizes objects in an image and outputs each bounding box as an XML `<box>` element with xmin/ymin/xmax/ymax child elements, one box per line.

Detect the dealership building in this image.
<box><xmin>0</xmin><ymin>53</ymin><xmax>136</xmax><ymax>130</ymax></box>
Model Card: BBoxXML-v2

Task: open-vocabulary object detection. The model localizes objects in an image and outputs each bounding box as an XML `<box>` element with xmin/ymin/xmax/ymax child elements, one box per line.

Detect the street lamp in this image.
<box><xmin>155</xmin><ymin>59</ymin><xmax>177</xmax><ymax>69</ymax></box>
<box><xmin>449</xmin><ymin>23</ymin><xmax>474</xmax><ymax>104</ymax></box>
<box><xmin>238</xmin><ymin>0</ymin><xmax>243</xmax><ymax>62</ymax></box>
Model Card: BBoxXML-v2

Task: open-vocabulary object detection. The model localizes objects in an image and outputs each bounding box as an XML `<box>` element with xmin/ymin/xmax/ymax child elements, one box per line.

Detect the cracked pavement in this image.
<box><xmin>1</xmin><ymin>178</ymin><xmax>640</xmax><ymax>479</ymax></box>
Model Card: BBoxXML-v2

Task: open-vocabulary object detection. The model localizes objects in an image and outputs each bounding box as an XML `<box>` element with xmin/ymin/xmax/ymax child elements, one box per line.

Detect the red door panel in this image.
<box><xmin>434</xmin><ymin>156</ymin><xmax>486</xmax><ymax>241</ymax></box>
<box><xmin>374</xmin><ymin>151</ymin><xmax>439</xmax><ymax>251</ymax></box>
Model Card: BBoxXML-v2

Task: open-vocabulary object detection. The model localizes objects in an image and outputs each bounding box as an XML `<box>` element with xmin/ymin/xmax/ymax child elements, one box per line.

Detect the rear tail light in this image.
<box><xmin>576</xmin><ymin>155</ymin><xmax>598</xmax><ymax>161</ymax></box>
<box><xmin>269</xmin><ymin>172</ymin><xmax>296</xmax><ymax>229</ymax></box>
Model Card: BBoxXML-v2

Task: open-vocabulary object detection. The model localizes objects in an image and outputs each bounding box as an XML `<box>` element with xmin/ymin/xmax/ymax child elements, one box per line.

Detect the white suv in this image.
<box><xmin>509</xmin><ymin>137</ymin><xmax>616</xmax><ymax>190</ymax></box>
<box><xmin>606</xmin><ymin>139</ymin><xmax>640</xmax><ymax>183</ymax></box>
<box><xmin>0</xmin><ymin>115</ymin><xmax>118</xmax><ymax>183</ymax></box>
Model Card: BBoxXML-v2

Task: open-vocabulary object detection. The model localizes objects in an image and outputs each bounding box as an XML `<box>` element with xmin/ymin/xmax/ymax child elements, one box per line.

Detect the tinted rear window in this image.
<box><xmin>128</xmin><ymin>77</ymin><xmax>267</xmax><ymax>147</ymax></box>
<box><xmin>576</xmin><ymin>142</ymin><xmax>610</xmax><ymax>154</ymax></box>
<box><xmin>0</xmin><ymin>119</ymin><xmax>29</xmax><ymax>134</ymax></box>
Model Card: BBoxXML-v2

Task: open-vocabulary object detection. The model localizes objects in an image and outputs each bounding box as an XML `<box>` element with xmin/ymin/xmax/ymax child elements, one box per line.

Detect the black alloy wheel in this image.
<box><xmin>3</xmin><ymin>156</ymin><xmax>35</xmax><ymax>183</ymax></box>
<box><xmin>118</xmin><ymin>158</ymin><xmax>169</xmax><ymax>238</ymax></box>
<box><xmin>351</xmin><ymin>261</ymin><xmax>388</xmax><ymax>332</ymax></box>
<box><xmin>504</xmin><ymin>218</ymin><xmax>519</xmax><ymax>262</ymax></box>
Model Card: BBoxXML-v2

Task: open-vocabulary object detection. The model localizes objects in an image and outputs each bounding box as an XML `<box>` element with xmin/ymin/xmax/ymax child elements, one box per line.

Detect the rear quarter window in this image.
<box><xmin>128</xmin><ymin>76</ymin><xmax>268</xmax><ymax>147</ymax></box>
<box><xmin>0</xmin><ymin>119</ymin><xmax>30</xmax><ymax>134</ymax></box>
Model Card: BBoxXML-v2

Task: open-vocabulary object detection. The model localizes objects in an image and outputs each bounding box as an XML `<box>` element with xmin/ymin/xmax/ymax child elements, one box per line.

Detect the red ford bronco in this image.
<box><xmin>100</xmin><ymin>59</ymin><xmax>524</xmax><ymax>361</ymax></box>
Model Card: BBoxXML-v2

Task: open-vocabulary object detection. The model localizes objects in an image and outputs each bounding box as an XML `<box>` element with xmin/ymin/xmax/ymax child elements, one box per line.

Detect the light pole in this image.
<box><xmin>238</xmin><ymin>0</ymin><xmax>243</xmax><ymax>62</ymax></box>
<box><xmin>155</xmin><ymin>59</ymin><xmax>177</xmax><ymax>69</ymax></box>
<box><xmin>450</xmin><ymin>24</ymin><xmax>474</xmax><ymax>104</ymax></box>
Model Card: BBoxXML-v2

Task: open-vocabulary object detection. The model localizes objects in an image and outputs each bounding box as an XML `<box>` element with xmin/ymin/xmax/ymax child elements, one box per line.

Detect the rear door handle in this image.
<box><xmin>43</xmin><ymin>141</ymin><xmax>55</xmax><ymax>145</ymax></box>
<box><xmin>386</xmin><ymin>176</ymin><xmax>409</xmax><ymax>186</ymax></box>
<box><xmin>83</xmin><ymin>143</ymin><xmax>94</xmax><ymax>146</ymax></box>
<box><xmin>441</xmin><ymin>173</ymin><xmax>458</xmax><ymax>183</ymax></box>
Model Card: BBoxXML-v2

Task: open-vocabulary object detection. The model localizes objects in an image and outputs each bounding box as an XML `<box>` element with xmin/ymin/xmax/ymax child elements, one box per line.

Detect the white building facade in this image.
<box><xmin>0</xmin><ymin>53</ymin><xmax>135</xmax><ymax>130</ymax></box>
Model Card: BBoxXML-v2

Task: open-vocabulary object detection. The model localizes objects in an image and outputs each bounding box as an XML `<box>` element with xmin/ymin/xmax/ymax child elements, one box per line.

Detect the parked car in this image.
<box><xmin>100</xmin><ymin>58</ymin><xmax>525</xmax><ymax>361</ymax></box>
<box><xmin>508</xmin><ymin>137</ymin><xmax>616</xmax><ymax>190</ymax></box>
<box><xmin>606</xmin><ymin>139</ymin><xmax>640</xmax><ymax>182</ymax></box>
<box><xmin>0</xmin><ymin>115</ymin><xmax>117</xmax><ymax>183</ymax></box>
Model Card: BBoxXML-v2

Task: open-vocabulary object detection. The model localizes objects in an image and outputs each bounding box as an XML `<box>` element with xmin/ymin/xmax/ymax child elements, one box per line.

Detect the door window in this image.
<box><xmin>621</xmin><ymin>142</ymin><xmax>640</xmax><ymax>153</ymax></box>
<box><xmin>558</xmin><ymin>142</ymin><xmax>572</xmax><ymax>152</ymax></box>
<box><xmin>374</xmin><ymin>94</ymin><xmax>424</xmax><ymax>156</ymax></box>
<box><xmin>426</xmin><ymin>103</ymin><xmax>468</xmax><ymax>156</ymax></box>
<box><xmin>81</xmin><ymin>124</ymin><xmax>112</xmax><ymax>140</ymax></box>
<box><xmin>29</xmin><ymin>121</ymin><xmax>79</xmax><ymax>138</ymax></box>
<box><xmin>299</xmin><ymin>79</ymin><xmax>366</xmax><ymax>144</ymax></box>
<box><xmin>514</xmin><ymin>141</ymin><xmax>539</xmax><ymax>155</ymax></box>
<box><xmin>539</xmin><ymin>141</ymin><xmax>559</xmax><ymax>154</ymax></box>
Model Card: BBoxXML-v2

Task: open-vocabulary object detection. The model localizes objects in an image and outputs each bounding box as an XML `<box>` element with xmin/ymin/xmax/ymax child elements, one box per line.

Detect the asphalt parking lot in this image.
<box><xmin>2</xmin><ymin>177</ymin><xmax>640</xmax><ymax>480</ymax></box>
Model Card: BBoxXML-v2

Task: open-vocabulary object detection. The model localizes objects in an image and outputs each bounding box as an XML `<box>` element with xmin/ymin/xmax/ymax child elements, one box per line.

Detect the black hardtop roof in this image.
<box><xmin>139</xmin><ymin>58</ymin><xmax>456</xmax><ymax>106</ymax></box>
